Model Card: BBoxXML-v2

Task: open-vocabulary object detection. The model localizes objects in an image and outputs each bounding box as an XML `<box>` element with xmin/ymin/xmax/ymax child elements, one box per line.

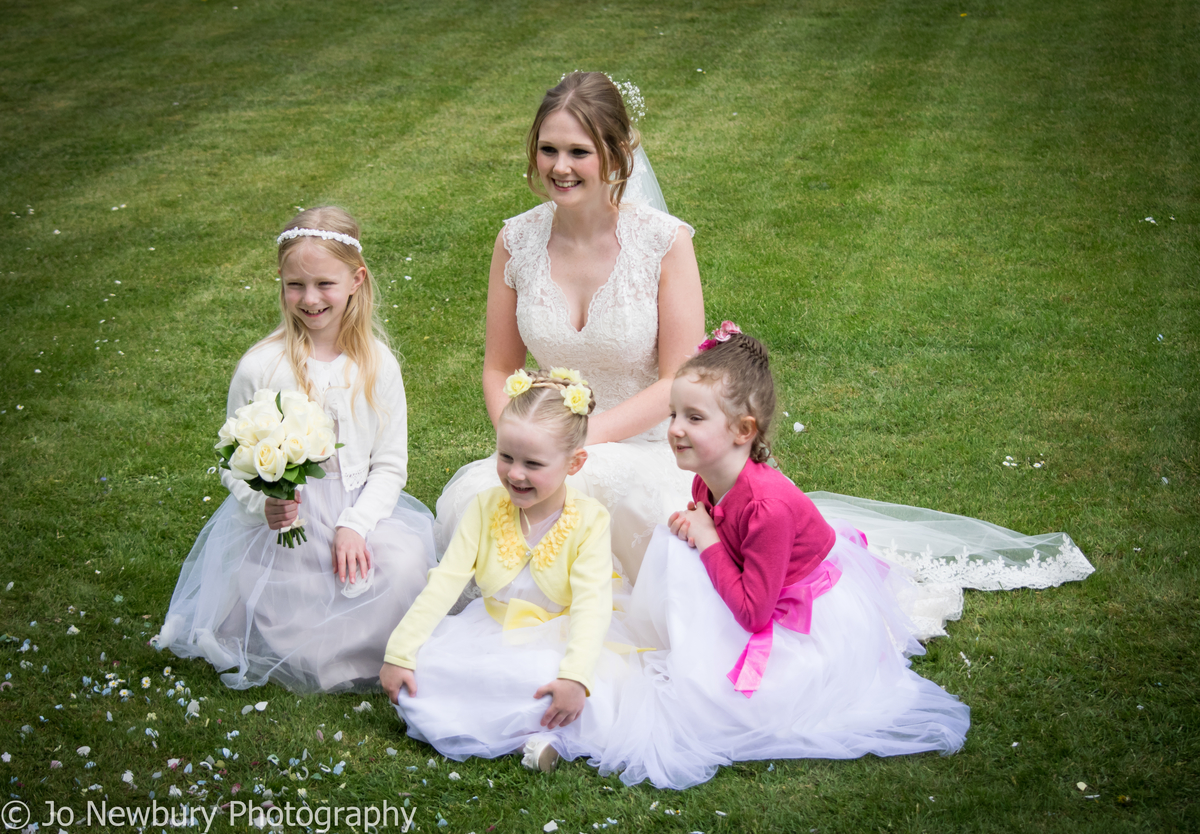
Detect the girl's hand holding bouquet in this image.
<box><xmin>215</xmin><ymin>388</ymin><xmax>341</xmax><ymax>547</ymax></box>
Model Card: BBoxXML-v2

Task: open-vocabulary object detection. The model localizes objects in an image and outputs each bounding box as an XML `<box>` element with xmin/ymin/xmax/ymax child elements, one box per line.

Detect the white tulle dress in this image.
<box><xmin>156</xmin><ymin>343</ymin><xmax>437</xmax><ymax>693</ymax></box>
<box><xmin>594</xmin><ymin>525</ymin><xmax>971</xmax><ymax>790</ymax></box>
<box><xmin>394</xmin><ymin>501</ymin><xmax>643</xmax><ymax>764</ymax></box>
<box><xmin>435</xmin><ymin>200</ymin><xmax>696</xmax><ymax>583</ymax></box>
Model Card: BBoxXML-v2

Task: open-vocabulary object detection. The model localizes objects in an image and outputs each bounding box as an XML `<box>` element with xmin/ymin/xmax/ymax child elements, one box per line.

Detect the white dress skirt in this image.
<box><xmin>156</xmin><ymin>470</ymin><xmax>437</xmax><ymax>694</ymax></box>
<box><xmin>394</xmin><ymin>513</ymin><xmax>644</xmax><ymax>764</ymax></box>
<box><xmin>593</xmin><ymin>526</ymin><xmax>971</xmax><ymax>790</ymax></box>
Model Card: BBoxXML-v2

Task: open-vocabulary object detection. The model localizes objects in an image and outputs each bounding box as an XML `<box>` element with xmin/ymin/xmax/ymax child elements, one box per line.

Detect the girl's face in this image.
<box><xmin>536</xmin><ymin>109</ymin><xmax>607</xmax><ymax>209</ymax></box>
<box><xmin>280</xmin><ymin>240</ymin><xmax>366</xmax><ymax>341</ymax></box>
<box><xmin>668</xmin><ymin>374</ymin><xmax>752</xmax><ymax>476</ymax></box>
<box><xmin>496</xmin><ymin>414</ymin><xmax>586</xmax><ymax>523</ymax></box>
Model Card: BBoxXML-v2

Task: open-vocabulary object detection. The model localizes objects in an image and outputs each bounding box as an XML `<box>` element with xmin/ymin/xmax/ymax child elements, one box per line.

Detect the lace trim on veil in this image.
<box><xmin>808</xmin><ymin>492</ymin><xmax>1096</xmax><ymax>591</ymax></box>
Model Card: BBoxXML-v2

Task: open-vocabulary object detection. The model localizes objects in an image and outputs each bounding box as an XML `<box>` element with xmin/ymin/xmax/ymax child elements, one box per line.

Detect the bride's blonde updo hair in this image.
<box><xmin>525</xmin><ymin>71</ymin><xmax>640</xmax><ymax>206</ymax></box>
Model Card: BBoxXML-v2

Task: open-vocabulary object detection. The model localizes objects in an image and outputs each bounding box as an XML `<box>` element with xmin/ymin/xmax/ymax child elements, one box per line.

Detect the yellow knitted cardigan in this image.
<box><xmin>383</xmin><ymin>485</ymin><xmax>613</xmax><ymax>693</ymax></box>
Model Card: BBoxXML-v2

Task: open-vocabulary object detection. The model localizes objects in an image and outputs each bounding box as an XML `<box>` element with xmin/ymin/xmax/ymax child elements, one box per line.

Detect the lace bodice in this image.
<box><xmin>502</xmin><ymin>202</ymin><xmax>695</xmax><ymax>441</ymax></box>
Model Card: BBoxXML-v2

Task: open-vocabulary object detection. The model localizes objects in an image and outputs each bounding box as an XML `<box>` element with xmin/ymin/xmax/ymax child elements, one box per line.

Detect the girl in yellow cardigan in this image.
<box><xmin>380</xmin><ymin>369</ymin><xmax>637</xmax><ymax>772</ymax></box>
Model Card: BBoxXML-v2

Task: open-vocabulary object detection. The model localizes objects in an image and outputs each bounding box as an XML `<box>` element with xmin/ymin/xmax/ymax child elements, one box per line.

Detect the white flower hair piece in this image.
<box><xmin>561</xmin><ymin>71</ymin><xmax>646</xmax><ymax>123</ymax></box>
<box><xmin>276</xmin><ymin>228</ymin><xmax>363</xmax><ymax>252</ymax></box>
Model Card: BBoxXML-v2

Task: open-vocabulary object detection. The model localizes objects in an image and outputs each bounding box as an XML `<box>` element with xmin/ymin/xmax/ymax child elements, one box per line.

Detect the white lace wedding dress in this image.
<box><xmin>434</xmin><ymin>200</ymin><xmax>696</xmax><ymax>584</ymax></box>
<box><xmin>434</xmin><ymin>200</ymin><xmax>1095</xmax><ymax>631</ymax></box>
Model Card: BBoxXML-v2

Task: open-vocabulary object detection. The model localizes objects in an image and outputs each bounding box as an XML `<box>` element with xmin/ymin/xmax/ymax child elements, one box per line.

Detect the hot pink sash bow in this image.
<box><xmin>726</xmin><ymin>559</ymin><xmax>843</xmax><ymax>698</ymax></box>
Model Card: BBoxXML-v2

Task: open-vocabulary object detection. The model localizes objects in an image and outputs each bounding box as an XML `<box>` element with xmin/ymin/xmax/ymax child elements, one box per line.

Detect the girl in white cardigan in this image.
<box><xmin>156</xmin><ymin>207</ymin><xmax>436</xmax><ymax>693</ymax></box>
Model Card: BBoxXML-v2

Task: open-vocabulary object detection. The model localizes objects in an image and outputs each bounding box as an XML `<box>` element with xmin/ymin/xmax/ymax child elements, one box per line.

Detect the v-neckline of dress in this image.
<box><xmin>544</xmin><ymin>207</ymin><xmax>625</xmax><ymax>335</ymax></box>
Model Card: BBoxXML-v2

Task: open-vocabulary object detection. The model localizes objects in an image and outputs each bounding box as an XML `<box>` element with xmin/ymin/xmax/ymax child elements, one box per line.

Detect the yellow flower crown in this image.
<box><xmin>503</xmin><ymin>368</ymin><xmax>593</xmax><ymax>416</ymax></box>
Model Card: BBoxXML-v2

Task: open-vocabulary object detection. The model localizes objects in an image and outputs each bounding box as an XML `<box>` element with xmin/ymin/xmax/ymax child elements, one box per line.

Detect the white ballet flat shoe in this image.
<box><xmin>521</xmin><ymin>738</ymin><xmax>560</xmax><ymax>772</ymax></box>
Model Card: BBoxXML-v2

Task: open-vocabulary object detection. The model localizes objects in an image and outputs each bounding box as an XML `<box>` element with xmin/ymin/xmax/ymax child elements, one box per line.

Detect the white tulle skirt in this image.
<box><xmin>593</xmin><ymin>527</ymin><xmax>971</xmax><ymax>790</ymax></box>
<box><xmin>156</xmin><ymin>477</ymin><xmax>437</xmax><ymax>693</ymax></box>
<box><xmin>393</xmin><ymin>590</ymin><xmax>643</xmax><ymax>764</ymax></box>
<box><xmin>434</xmin><ymin>440</ymin><xmax>693</xmax><ymax>583</ymax></box>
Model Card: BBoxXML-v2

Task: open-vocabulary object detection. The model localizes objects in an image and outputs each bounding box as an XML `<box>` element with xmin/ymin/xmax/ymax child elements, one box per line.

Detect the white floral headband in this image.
<box><xmin>276</xmin><ymin>227</ymin><xmax>363</xmax><ymax>252</ymax></box>
<box><xmin>504</xmin><ymin>368</ymin><xmax>592</xmax><ymax>415</ymax></box>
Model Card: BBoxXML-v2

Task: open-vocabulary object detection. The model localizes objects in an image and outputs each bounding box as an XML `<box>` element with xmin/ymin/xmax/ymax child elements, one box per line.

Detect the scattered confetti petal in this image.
<box><xmin>544</xmin><ymin>822</ymin><xmax>558</xmax><ymax>832</ymax></box>
<box><xmin>255</xmin><ymin>701</ymin><xmax>268</xmax><ymax>711</ymax></box>
<box><xmin>66</xmin><ymin>625</ymin><xmax>80</xmax><ymax>635</ymax></box>
<box><xmin>793</xmin><ymin>422</ymin><xmax>805</xmax><ymax>433</ymax></box>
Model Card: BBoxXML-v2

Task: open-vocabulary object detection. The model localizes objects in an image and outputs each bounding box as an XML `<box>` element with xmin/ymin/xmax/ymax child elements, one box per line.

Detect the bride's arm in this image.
<box><xmin>585</xmin><ymin>228</ymin><xmax>705</xmax><ymax>445</ymax></box>
<box><xmin>483</xmin><ymin>230</ymin><xmax>529</xmax><ymax>428</ymax></box>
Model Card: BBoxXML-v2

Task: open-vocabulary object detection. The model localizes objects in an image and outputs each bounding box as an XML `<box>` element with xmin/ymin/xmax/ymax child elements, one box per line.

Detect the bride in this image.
<box><xmin>435</xmin><ymin>71</ymin><xmax>702</xmax><ymax>583</ymax></box>
<box><xmin>435</xmin><ymin>71</ymin><xmax>1094</xmax><ymax>623</ymax></box>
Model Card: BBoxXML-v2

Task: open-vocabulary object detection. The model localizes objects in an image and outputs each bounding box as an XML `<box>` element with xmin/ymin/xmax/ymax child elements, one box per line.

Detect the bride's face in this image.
<box><xmin>536</xmin><ymin>109</ymin><xmax>606</xmax><ymax>209</ymax></box>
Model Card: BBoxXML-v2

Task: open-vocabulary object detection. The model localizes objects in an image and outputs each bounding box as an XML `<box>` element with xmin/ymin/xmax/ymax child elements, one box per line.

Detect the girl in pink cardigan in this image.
<box><xmin>596</xmin><ymin>323</ymin><xmax>970</xmax><ymax>790</ymax></box>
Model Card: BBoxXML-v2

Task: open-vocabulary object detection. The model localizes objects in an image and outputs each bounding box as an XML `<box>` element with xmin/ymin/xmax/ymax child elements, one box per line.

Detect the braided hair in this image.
<box><xmin>502</xmin><ymin>369</ymin><xmax>597</xmax><ymax>452</ymax></box>
<box><xmin>677</xmin><ymin>333</ymin><xmax>776</xmax><ymax>464</ymax></box>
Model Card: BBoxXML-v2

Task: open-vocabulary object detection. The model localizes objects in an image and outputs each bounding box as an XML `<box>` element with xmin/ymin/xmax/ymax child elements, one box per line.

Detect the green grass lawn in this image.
<box><xmin>1</xmin><ymin>0</ymin><xmax>1196</xmax><ymax>831</ymax></box>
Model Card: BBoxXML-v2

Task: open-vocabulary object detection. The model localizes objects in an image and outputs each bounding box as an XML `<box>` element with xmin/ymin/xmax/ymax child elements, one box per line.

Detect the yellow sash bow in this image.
<box><xmin>484</xmin><ymin>596</ymin><xmax>568</xmax><ymax>630</ymax></box>
<box><xmin>484</xmin><ymin>578</ymin><xmax>655</xmax><ymax>656</ymax></box>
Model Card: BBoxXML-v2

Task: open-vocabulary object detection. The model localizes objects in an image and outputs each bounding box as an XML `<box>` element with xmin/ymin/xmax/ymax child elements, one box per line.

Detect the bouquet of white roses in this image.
<box><xmin>215</xmin><ymin>389</ymin><xmax>340</xmax><ymax>547</ymax></box>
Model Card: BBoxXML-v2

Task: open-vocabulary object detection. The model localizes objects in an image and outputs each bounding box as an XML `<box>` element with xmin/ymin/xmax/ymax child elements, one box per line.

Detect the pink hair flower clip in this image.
<box><xmin>696</xmin><ymin>320</ymin><xmax>742</xmax><ymax>353</ymax></box>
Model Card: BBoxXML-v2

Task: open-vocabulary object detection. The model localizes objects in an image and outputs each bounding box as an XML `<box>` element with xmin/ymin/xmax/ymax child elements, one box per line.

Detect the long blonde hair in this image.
<box><xmin>267</xmin><ymin>206</ymin><xmax>389</xmax><ymax>416</ymax></box>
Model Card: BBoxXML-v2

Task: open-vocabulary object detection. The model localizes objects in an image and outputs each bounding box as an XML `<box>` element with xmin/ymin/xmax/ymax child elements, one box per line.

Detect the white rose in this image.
<box><xmin>215</xmin><ymin>417</ymin><xmax>238</xmax><ymax>449</ymax></box>
<box><xmin>282</xmin><ymin>434</ymin><xmax>308</xmax><ymax>465</ymax></box>
<box><xmin>248</xmin><ymin>400</ymin><xmax>284</xmax><ymax>444</ymax></box>
<box><xmin>251</xmin><ymin>388</ymin><xmax>276</xmax><ymax>405</ymax></box>
<box><xmin>227</xmin><ymin>445</ymin><xmax>259</xmax><ymax>481</ymax></box>
<box><xmin>253</xmin><ymin>439</ymin><xmax>288</xmax><ymax>482</ymax></box>
<box><xmin>232</xmin><ymin>414</ymin><xmax>258</xmax><ymax>448</ymax></box>
<box><xmin>278</xmin><ymin>390</ymin><xmax>309</xmax><ymax>420</ymax></box>
<box><xmin>308</xmin><ymin>401</ymin><xmax>334</xmax><ymax>431</ymax></box>
<box><xmin>281</xmin><ymin>406</ymin><xmax>313</xmax><ymax>440</ymax></box>
<box><xmin>307</xmin><ymin>426</ymin><xmax>337</xmax><ymax>462</ymax></box>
